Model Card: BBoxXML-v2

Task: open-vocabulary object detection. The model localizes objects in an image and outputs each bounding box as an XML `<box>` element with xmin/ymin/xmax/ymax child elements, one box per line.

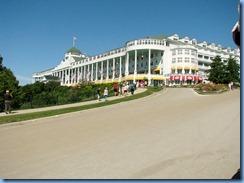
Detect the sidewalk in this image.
<box><xmin>0</xmin><ymin>88</ymin><xmax>147</xmax><ymax>116</ymax></box>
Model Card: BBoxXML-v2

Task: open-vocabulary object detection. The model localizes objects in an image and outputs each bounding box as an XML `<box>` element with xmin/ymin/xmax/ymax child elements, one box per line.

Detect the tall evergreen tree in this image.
<box><xmin>205</xmin><ymin>56</ymin><xmax>226</xmax><ymax>84</ymax></box>
<box><xmin>225</xmin><ymin>57</ymin><xmax>240</xmax><ymax>84</ymax></box>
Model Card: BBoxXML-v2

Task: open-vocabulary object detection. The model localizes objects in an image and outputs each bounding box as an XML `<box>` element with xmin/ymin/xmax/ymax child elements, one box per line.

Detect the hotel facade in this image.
<box><xmin>32</xmin><ymin>34</ymin><xmax>240</xmax><ymax>86</ymax></box>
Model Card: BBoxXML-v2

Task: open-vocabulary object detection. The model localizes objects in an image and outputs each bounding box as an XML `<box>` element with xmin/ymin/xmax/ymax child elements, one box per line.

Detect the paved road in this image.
<box><xmin>0</xmin><ymin>88</ymin><xmax>240</xmax><ymax>179</ymax></box>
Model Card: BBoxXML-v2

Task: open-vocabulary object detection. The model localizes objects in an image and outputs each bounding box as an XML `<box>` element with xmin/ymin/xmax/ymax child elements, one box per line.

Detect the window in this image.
<box><xmin>185</xmin><ymin>50</ymin><xmax>190</xmax><ymax>55</ymax></box>
<box><xmin>185</xmin><ymin>57</ymin><xmax>190</xmax><ymax>63</ymax></box>
<box><xmin>178</xmin><ymin>57</ymin><xmax>183</xmax><ymax>63</ymax></box>
<box><xmin>198</xmin><ymin>54</ymin><xmax>203</xmax><ymax>58</ymax></box>
<box><xmin>178</xmin><ymin>49</ymin><xmax>183</xmax><ymax>55</ymax></box>
<box><xmin>172</xmin><ymin>58</ymin><xmax>176</xmax><ymax>63</ymax></box>
<box><xmin>191</xmin><ymin>50</ymin><xmax>196</xmax><ymax>56</ymax></box>
<box><xmin>172</xmin><ymin>50</ymin><xmax>176</xmax><ymax>56</ymax></box>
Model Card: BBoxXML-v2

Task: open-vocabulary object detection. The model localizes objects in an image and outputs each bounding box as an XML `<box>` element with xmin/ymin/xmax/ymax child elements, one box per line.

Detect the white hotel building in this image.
<box><xmin>32</xmin><ymin>34</ymin><xmax>240</xmax><ymax>86</ymax></box>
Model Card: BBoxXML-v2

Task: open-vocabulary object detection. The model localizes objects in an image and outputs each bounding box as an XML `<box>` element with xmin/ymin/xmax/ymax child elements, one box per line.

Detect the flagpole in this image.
<box><xmin>73</xmin><ymin>36</ymin><xmax>77</xmax><ymax>47</ymax></box>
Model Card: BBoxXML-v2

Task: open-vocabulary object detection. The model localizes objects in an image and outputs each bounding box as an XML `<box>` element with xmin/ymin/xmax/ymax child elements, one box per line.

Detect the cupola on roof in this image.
<box><xmin>66</xmin><ymin>47</ymin><xmax>82</xmax><ymax>54</ymax></box>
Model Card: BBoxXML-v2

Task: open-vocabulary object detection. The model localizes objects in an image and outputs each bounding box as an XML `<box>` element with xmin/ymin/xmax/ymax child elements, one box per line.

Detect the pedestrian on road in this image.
<box><xmin>104</xmin><ymin>87</ymin><xmax>108</xmax><ymax>101</ymax></box>
<box><xmin>97</xmin><ymin>88</ymin><xmax>101</xmax><ymax>101</ymax></box>
<box><xmin>229</xmin><ymin>81</ymin><xmax>233</xmax><ymax>91</ymax></box>
<box><xmin>130</xmin><ymin>84</ymin><xmax>135</xmax><ymax>95</ymax></box>
<box><xmin>113</xmin><ymin>83</ymin><xmax>118</xmax><ymax>96</ymax></box>
<box><xmin>4</xmin><ymin>90</ymin><xmax>13</xmax><ymax>114</ymax></box>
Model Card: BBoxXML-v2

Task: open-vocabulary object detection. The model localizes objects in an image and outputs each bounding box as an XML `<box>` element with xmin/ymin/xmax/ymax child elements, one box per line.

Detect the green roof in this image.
<box><xmin>66</xmin><ymin>47</ymin><xmax>82</xmax><ymax>54</ymax></box>
<box><xmin>151</xmin><ymin>35</ymin><xmax>168</xmax><ymax>40</ymax></box>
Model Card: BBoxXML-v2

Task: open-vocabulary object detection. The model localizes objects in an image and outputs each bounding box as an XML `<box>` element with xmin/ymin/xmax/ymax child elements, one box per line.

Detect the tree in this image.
<box><xmin>225</xmin><ymin>57</ymin><xmax>240</xmax><ymax>84</ymax></box>
<box><xmin>205</xmin><ymin>56</ymin><xmax>226</xmax><ymax>84</ymax></box>
<box><xmin>0</xmin><ymin>55</ymin><xmax>19</xmax><ymax>111</ymax></box>
<box><xmin>0</xmin><ymin>55</ymin><xmax>6</xmax><ymax>71</ymax></box>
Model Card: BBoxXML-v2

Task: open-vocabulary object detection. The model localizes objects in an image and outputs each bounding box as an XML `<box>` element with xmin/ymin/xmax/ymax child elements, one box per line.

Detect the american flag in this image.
<box><xmin>78</xmin><ymin>72</ymin><xmax>82</xmax><ymax>80</ymax></box>
<box><xmin>71</xmin><ymin>74</ymin><xmax>75</xmax><ymax>82</ymax></box>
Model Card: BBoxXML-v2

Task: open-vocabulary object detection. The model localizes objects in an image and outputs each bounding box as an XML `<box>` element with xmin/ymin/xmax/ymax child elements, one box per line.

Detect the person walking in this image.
<box><xmin>97</xmin><ymin>88</ymin><xmax>101</xmax><ymax>101</ymax></box>
<box><xmin>104</xmin><ymin>87</ymin><xmax>108</xmax><ymax>101</ymax></box>
<box><xmin>229</xmin><ymin>81</ymin><xmax>233</xmax><ymax>91</ymax></box>
<box><xmin>113</xmin><ymin>83</ymin><xmax>118</xmax><ymax>96</ymax></box>
<box><xmin>130</xmin><ymin>84</ymin><xmax>135</xmax><ymax>95</ymax></box>
<box><xmin>4</xmin><ymin>90</ymin><xmax>13</xmax><ymax>114</ymax></box>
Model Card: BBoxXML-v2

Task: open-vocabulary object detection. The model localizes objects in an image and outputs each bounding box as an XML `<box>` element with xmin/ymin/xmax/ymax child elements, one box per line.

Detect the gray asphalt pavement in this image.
<box><xmin>0</xmin><ymin>88</ymin><xmax>240</xmax><ymax>179</ymax></box>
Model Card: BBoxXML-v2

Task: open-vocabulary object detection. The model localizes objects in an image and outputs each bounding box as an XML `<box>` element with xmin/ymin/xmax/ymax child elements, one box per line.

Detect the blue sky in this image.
<box><xmin>0</xmin><ymin>0</ymin><xmax>240</xmax><ymax>86</ymax></box>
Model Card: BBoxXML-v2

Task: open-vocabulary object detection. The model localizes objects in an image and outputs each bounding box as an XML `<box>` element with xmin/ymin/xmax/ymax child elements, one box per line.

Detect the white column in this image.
<box><xmin>101</xmin><ymin>61</ymin><xmax>103</xmax><ymax>82</ymax></box>
<box><xmin>78</xmin><ymin>67</ymin><xmax>82</xmax><ymax>82</ymax></box>
<box><xmin>134</xmin><ymin>50</ymin><xmax>137</xmax><ymax>83</ymax></box>
<box><xmin>119</xmin><ymin>56</ymin><xmax>122</xmax><ymax>80</ymax></box>
<box><xmin>95</xmin><ymin>62</ymin><xmax>98</xmax><ymax>81</ymax></box>
<box><xmin>91</xmin><ymin>64</ymin><xmax>94</xmax><ymax>81</ymax></box>
<box><xmin>75</xmin><ymin>68</ymin><xmax>78</xmax><ymax>84</ymax></box>
<box><xmin>106</xmin><ymin>60</ymin><xmax>109</xmax><ymax>80</ymax></box>
<box><xmin>87</xmin><ymin>64</ymin><xmax>90</xmax><ymax>81</ymax></box>
<box><xmin>80</xmin><ymin>66</ymin><xmax>83</xmax><ymax>82</ymax></box>
<box><xmin>68</xmin><ymin>69</ymin><xmax>71</xmax><ymax>85</ymax></box>
<box><xmin>125</xmin><ymin>52</ymin><xmax>129</xmax><ymax>76</ymax></box>
<box><xmin>84</xmin><ymin>65</ymin><xmax>86</xmax><ymax>81</ymax></box>
<box><xmin>112</xmin><ymin>58</ymin><xmax>115</xmax><ymax>80</ymax></box>
<box><xmin>61</xmin><ymin>70</ymin><xmax>64</xmax><ymax>85</ymax></box>
<box><xmin>148</xmin><ymin>49</ymin><xmax>151</xmax><ymax>85</ymax></box>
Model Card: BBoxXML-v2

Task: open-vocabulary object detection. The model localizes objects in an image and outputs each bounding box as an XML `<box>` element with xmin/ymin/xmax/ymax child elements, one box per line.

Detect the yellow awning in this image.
<box><xmin>184</xmin><ymin>66</ymin><xmax>190</xmax><ymax>70</ymax></box>
<box><xmin>113</xmin><ymin>79</ymin><xmax>119</xmax><ymax>83</ymax></box>
<box><xmin>151</xmin><ymin>76</ymin><xmax>165</xmax><ymax>80</ymax></box>
<box><xmin>105</xmin><ymin>80</ymin><xmax>114</xmax><ymax>84</ymax></box>
<box><xmin>191</xmin><ymin>67</ymin><xmax>197</xmax><ymax>70</ymax></box>
<box><xmin>154</xmin><ymin>67</ymin><xmax>160</xmax><ymax>71</ymax></box>
<box><xmin>177</xmin><ymin>66</ymin><xmax>183</xmax><ymax>70</ymax></box>
<box><xmin>171</xmin><ymin>66</ymin><xmax>176</xmax><ymax>70</ymax></box>
<box><xmin>125</xmin><ymin>75</ymin><xmax>148</xmax><ymax>80</ymax></box>
<box><xmin>195</xmin><ymin>68</ymin><xmax>199</xmax><ymax>71</ymax></box>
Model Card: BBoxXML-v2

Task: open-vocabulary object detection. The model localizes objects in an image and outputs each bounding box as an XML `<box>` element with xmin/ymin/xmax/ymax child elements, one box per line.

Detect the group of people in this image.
<box><xmin>96</xmin><ymin>82</ymin><xmax>136</xmax><ymax>102</ymax></box>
